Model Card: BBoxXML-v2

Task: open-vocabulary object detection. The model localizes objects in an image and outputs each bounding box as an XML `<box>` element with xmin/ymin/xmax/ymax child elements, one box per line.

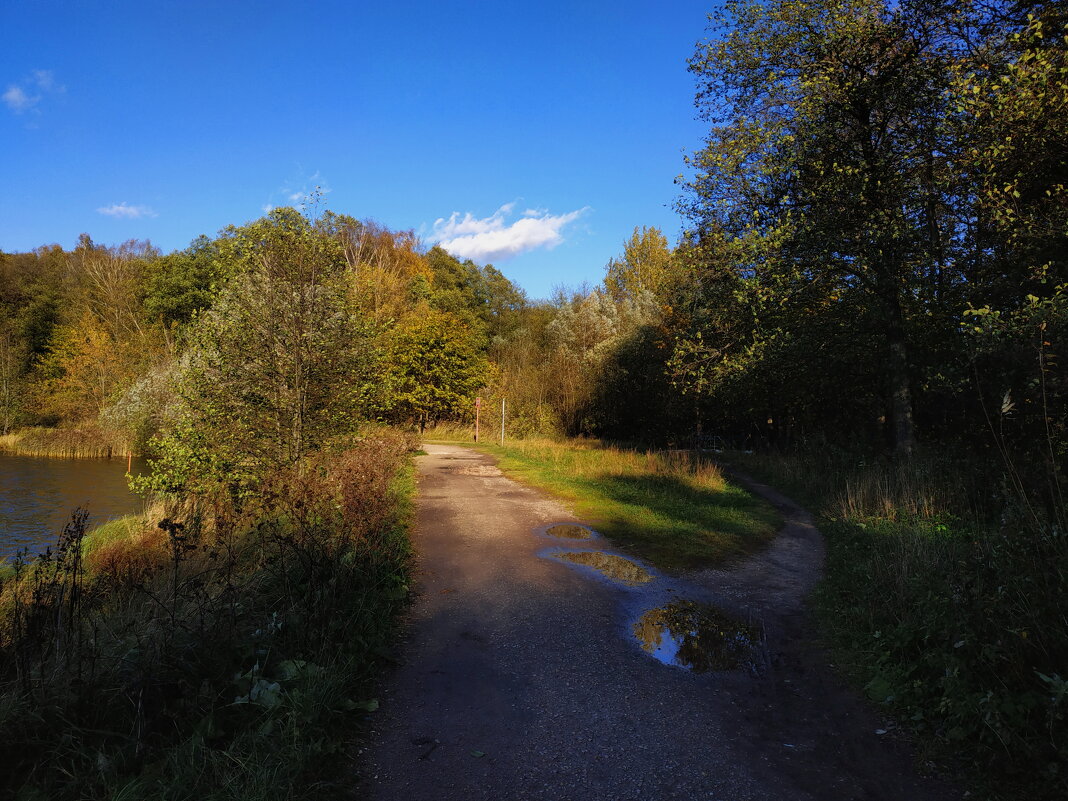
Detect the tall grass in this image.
<box><xmin>728</xmin><ymin>443</ymin><xmax>1067</xmax><ymax>800</ymax></box>
<box><xmin>0</xmin><ymin>426</ymin><xmax>131</xmax><ymax>459</ymax></box>
<box><xmin>0</xmin><ymin>430</ymin><xmax>417</xmax><ymax>800</ymax></box>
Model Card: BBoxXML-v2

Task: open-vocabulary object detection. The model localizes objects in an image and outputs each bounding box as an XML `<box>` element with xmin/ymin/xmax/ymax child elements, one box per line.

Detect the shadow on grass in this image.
<box><xmin>581</xmin><ymin>473</ymin><xmax>781</xmax><ymax>572</ymax></box>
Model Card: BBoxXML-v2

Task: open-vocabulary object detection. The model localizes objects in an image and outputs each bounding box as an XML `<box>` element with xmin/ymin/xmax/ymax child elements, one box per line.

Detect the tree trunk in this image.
<box><xmin>885</xmin><ymin>293</ymin><xmax>914</xmax><ymax>457</ymax></box>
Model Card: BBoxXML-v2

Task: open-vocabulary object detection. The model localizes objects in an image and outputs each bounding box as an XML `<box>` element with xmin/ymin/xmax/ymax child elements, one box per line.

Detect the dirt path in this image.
<box><xmin>359</xmin><ymin>444</ymin><xmax>957</xmax><ymax>800</ymax></box>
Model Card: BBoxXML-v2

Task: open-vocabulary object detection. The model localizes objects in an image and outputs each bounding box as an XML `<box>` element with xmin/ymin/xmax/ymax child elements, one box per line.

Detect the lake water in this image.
<box><xmin>0</xmin><ymin>453</ymin><xmax>149</xmax><ymax>561</ymax></box>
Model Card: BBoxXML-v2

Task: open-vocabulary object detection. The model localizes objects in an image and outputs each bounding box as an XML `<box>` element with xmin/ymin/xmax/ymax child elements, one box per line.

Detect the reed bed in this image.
<box><xmin>0</xmin><ymin>426</ymin><xmax>132</xmax><ymax>459</ymax></box>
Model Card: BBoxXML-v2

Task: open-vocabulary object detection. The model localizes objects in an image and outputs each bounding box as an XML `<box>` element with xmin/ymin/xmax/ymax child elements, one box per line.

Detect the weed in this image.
<box><xmin>0</xmin><ymin>426</ymin><xmax>131</xmax><ymax>460</ymax></box>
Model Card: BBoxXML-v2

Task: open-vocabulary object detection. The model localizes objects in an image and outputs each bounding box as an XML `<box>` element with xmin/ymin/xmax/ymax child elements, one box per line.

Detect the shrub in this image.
<box><xmin>0</xmin><ymin>429</ymin><xmax>416</xmax><ymax>800</ymax></box>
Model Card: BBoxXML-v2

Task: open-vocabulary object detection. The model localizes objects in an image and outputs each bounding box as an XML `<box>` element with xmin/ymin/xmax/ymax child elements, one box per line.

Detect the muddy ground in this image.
<box><xmin>357</xmin><ymin>444</ymin><xmax>958</xmax><ymax>800</ymax></box>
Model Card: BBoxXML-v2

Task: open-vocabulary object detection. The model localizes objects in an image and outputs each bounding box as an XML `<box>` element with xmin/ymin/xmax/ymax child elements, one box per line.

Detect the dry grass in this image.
<box><xmin>0</xmin><ymin>426</ymin><xmax>131</xmax><ymax>459</ymax></box>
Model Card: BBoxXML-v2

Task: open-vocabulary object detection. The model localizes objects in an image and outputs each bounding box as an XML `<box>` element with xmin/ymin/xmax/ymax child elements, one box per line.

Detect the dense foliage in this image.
<box><xmin>664</xmin><ymin>2</ymin><xmax>1067</xmax><ymax>796</ymax></box>
<box><xmin>0</xmin><ymin>207</ymin><xmax>514</xmax><ymax>454</ymax></box>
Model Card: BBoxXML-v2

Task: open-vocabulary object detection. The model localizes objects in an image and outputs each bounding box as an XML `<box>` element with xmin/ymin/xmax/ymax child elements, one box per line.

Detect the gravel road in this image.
<box><xmin>358</xmin><ymin>443</ymin><xmax>957</xmax><ymax>801</ymax></box>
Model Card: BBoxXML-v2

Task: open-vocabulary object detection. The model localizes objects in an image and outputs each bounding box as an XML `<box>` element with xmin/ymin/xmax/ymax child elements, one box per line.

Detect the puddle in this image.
<box><xmin>633</xmin><ymin>600</ymin><xmax>761</xmax><ymax>672</ymax></box>
<box><xmin>546</xmin><ymin>523</ymin><xmax>595</xmax><ymax>539</ymax></box>
<box><xmin>552</xmin><ymin>551</ymin><xmax>653</xmax><ymax>585</ymax></box>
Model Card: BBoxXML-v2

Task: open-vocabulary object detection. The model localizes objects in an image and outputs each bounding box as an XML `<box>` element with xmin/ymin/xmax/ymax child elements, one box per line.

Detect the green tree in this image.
<box><xmin>385</xmin><ymin>309</ymin><xmax>489</xmax><ymax>433</ymax></box>
<box><xmin>424</xmin><ymin>246</ymin><xmax>528</xmax><ymax>346</ymax></box>
<box><xmin>681</xmin><ymin>0</ymin><xmax>962</xmax><ymax>453</ymax></box>
<box><xmin>604</xmin><ymin>226</ymin><xmax>676</xmax><ymax>302</ymax></box>
<box><xmin>142</xmin><ymin>235</ymin><xmax>227</xmax><ymax>327</ymax></box>
<box><xmin>146</xmin><ymin>208</ymin><xmax>376</xmax><ymax>494</ymax></box>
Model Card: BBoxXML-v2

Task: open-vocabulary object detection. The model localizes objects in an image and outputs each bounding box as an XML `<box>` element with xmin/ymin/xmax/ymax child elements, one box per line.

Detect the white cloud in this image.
<box><xmin>96</xmin><ymin>202</ymin><xmax>158</xmax><ymax>219</ymax></box>
<box><xmin>32</xmin><ymin>70</ymin><xmax>62</xmax><ymax>92</ymax></box>
<box><xmin>3</xmin><ymin>70</ymin><xmax>64</xmax><ymax>115</ymax></box>
<box><xmin>3</xmin><ymin>86</ymin><xmax>37</xmax><ymax>113</ymax></box>
<box><xmin>433</xmin><ymin>203</ymin><xmax>588</xmax><ymax>262</ymax></box>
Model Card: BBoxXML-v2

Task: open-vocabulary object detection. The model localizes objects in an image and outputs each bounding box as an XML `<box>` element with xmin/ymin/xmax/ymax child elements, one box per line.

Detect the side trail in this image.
<box><xmin>358</xmin><ymin>444</ymin><xmax>956</xmax><ymax>801</ymax></box>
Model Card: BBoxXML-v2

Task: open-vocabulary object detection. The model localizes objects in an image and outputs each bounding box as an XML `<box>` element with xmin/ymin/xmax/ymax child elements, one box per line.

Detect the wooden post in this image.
<box><xmin>127</xmin><ymin>451</ymin><xmax>132</xmax><ymax>473</ymax></box>
<box><xmin>500</xmin><ymin>397</ymin><xmax>505</xmax><ymax>446</ymax></box>
<box><xmin>475</xmin><ymin>396</ymin><xmax>481</xmax><ymax>442</ymax></box>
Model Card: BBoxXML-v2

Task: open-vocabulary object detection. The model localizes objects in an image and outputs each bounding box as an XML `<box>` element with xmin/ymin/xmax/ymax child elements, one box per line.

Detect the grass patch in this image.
<box><xmin>454</xmin><ymin>437</ymin><xmax>780</xmax><ymax>571</ymax></box>
<box><xmin>80</xmin><ymin>514</ymin><xmax>147</xmax><ymax>555</ymax></box>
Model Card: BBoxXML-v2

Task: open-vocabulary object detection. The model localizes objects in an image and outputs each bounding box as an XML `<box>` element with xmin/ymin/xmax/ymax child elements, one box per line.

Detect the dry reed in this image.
<box><xmin>0</xmin><ymin>427</ymin><xmax>131</xmax><ymax>460</ymax></box>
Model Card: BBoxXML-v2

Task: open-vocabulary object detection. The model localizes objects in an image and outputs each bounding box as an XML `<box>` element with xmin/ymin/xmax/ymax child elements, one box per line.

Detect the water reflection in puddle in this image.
<box><xmin>546</xmin><ymin>523</ymin><xmax>595</xmax><ymax>539</ymax></box>
<box><xmin>552</xmin><ymin>551</ymin><xmax>653</xmax><ymax>585</ymax></box>
<box><xmin>633</xmin><ymin>600</ymin><xmax>761</xmax><ymax>672</ymax></box>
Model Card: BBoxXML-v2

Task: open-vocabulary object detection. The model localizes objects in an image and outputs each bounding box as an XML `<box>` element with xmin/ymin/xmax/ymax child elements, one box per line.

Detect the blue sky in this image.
<box><xmin>0</xmin><ymin>1</ymin><xmax>713</xmax><ymax>299</ymax></box>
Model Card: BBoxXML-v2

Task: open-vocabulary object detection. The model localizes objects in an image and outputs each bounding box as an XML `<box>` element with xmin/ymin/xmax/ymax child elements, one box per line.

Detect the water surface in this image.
<box><xmin>633</xmin><ymin>599</ymin><xmax>762</xmax><ymax>672</ymax></box>
<box><xmin>0</xmin><ymin>453</ymin><xmax>147</xmax><ymax>561</ymax></box>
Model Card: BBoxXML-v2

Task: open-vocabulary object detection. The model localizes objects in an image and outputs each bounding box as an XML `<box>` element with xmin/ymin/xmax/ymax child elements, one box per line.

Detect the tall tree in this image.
<box><xmin>384</xmin><ymin>309</ymin><xmax>489</xmax><ymax>433</ymax></box>
<box><xmin>34</xmin><ymin>310</ymin><xmax>136</xmax><ymax>423</ymax></box>
<box><xmin>147</xmin><ymin>208</ymin><xmax>377</xmax><ymax>494</ymax></box>
<box><xmin>604</xmin><ymin>226</ymin><xmax>676</xmax><ymax>302</ymax></box>
<box><xmin>681</xmin><ymin>0</ymin><xmax>961</xmax><ymax>453</ymax></box>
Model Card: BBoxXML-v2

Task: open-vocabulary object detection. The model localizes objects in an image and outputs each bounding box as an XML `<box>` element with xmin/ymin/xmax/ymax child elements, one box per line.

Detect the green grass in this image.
<box><xmin>448</xmin><ymin>436</ymin><xmax>781</xmax><ymax>571</ymax></box>
<box><xmin>80</xmin><ymin>514</ymin><xmax>145</xmax><ymax>556</ymax></box>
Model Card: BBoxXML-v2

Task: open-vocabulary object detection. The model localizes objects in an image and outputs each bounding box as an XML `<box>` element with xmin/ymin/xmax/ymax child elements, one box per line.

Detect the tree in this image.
<box><xmin>142</xmin><ymin>235</ymin><xmax>226</xmax><ymax>327</ymax></box>
<box><xmin>544</xmin><ymin>288</ymin><xmax>659</xmax><ymax>434</ymax></box>
<box><xmin>34</xmin><ymin>310</ymin><xmax>136</xmax><ymax>423</ymax></box>
<box><xmin>69</xmin><ymin>235</ymin><xmax>159</xmax><ymax>342</ymax></box>
<box><xmin>604</xmin><ymin>226</ymin><xmax>676</xmax><ymax>302</ymax></box>
<box><xmin>0</xmin><ymin>326</ymin><xmax>23</xmax><ymax>434</ymax></box>
<box><xmin>681</xmin><ymin>0</ymin><xmax>962</xmax><ymax>453</ymax></box>
<box><xmin>146</xmin><ymin>208</ymin><xmax>377</xmax><ymax>494</ymax></box>
<box><xmin>384</xmin><ymin>309</ymin><xmax>489</xmax><ymax>433</ymax></box>
<box><xmin>324</xmin><ymin>214</ymin><xmax>431</xmax><ymax>326</ymax></box>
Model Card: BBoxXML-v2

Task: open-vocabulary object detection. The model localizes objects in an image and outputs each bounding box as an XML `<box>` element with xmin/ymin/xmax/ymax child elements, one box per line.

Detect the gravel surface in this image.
<box><xmin>357</xmin><ymin>444</ymin><xmax>958</xmax><ymax>801</ymax></box>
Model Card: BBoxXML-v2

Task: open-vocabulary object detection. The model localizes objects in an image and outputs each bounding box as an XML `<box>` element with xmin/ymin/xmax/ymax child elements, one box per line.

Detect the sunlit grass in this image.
<box><xmin>434</xmin><ymin>434</ymin><xmax>780</xmax><ymax>571</ymax></box>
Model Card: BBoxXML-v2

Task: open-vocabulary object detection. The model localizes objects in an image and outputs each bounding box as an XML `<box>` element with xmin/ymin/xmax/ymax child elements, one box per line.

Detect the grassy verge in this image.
<box><xmin>440</xmin><ymin>435</ymin><xmax>781</xmax><ymax>571</ymax></box>
<box><xmin>0</xmin><ymin>431</ymin><xmax>417</xmax><ymax>801</ymax></box>
<box><xmin>724</xmin><ymin>445</ymin><xmax>1067</xmax><ymax>800</ymax></box>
